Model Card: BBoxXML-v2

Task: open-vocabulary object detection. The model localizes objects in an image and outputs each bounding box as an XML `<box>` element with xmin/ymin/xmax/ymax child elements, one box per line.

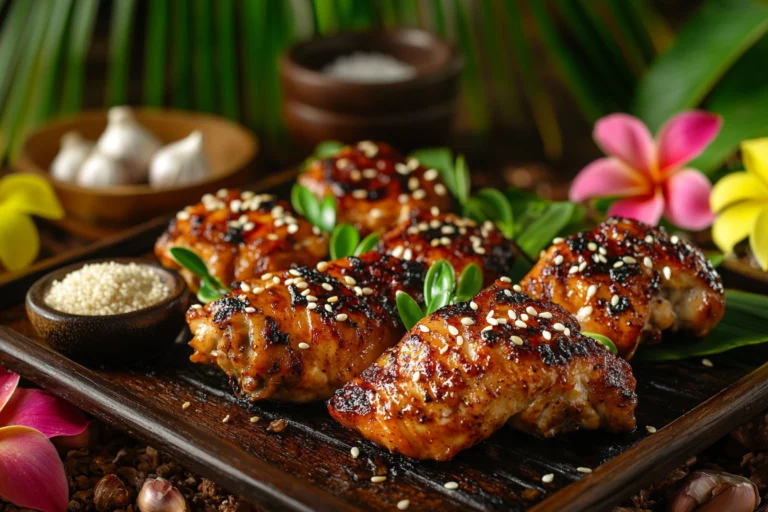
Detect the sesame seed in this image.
<box><xmin>587</xmin><ymin>242</ymin><xmax>597</xmax><ymax>251</ymax></box>
<box><xmin>613</xmin><ymin>261</ymin><xmax>624</xmax><ymax>269</ymax></box>
<box><xmin>508</xmin><ymin>310</ymin><xmax>517</xmax><ymax>320</ymax></box>
<box><xmin>395</xmin><ymin>163</ymin><xmax>409</xmax><ymax>175</ymax></box>
<box><xmin>325</xmin><ymin>304</ymin><xmax>333</xmax><ymax>312</ymax></box>
<box><xmin>504</xmin><ymin>290</ymin><xmax>512</xmax><ymax>297</ymax></box>
<box><xmin>448</xmin><ymin>326</ymin><xmax>459</xmax><ymax>336</ymax></box>
<box><xmin>474</xmin><ymin>246</ymin><xmax>486</xmax><ymax>255</ymax></box>
<box><xmin>240</xmin><ymin>282</ymin><xmax>251</xmax><ymax>292</ymax></box>
<box><xmin>461</xmin><ymin>317</ymin><xmax>475</xmax><ymax>326</ymax></box>
<box><xmin>553</xmin><ymin>255</ymin><xmax>564</xmax><ymax>265</ymax></box>
<box><xmin>289</xmin><ymin>269</ymin><xmax>301</xmax><ymax>276</ymax></box>
<box><xmin>552</xmin><ymin>237</ymin><xmax>564</xmax><ymax>244</ymax></box>
<box><xmin>520</xmin><ymin>313</ymin><xmax>529</xmax><ymax>321</ymax></box>
<box><xmin>579</xmin><ymin>261</ymin><xmax>587</xmax><ymax>271</ymax></box>
<box><xmin>362</xmin><ymin>287</ymin><xmax>374</xmax><ymax>295</ymax></box>
<box><xmin>362</xmin><ymin>168</ymin><xmax>377</xmax><ymax>179</ymax></box>
<box><xmin>317</xmin><ymin>261</ymin><xmax>329</xmax><ymax>272</ymax></box>
<box><xmin>577</xmin><ymin>467</ymin><xmax>592</xmax><ymax>474</ymax></box>
<box><xmin>182</xmin><ymin>401</ymin><xmax>191</xmax><ymax>410</ymax></box>
<box><xmin>611</xmin><ymin>294</ymin><xmax>619</xmax><ymax>307</ymax></box>
<box><xmin>397</xmin><ymin>499</ymin><xmax>410</xmax><ymax>510</ymax></box>
<box><xmin>307</xmin><ymin>303</ymin><xmax>317</xmax><ymax>310</ymax></box>
<box><xmin>191</xmin><ymin>304</ymin><xmax>203</xmax><ymax>310</ymax></box>
<box><xmin>542</xmin><ymin>331</ymin><xmax>552</xmax><ymax>340</ymax></box>
<box><xmin>513</xmin><ymin>285</ymin><xmax>523</xmax><ymax>292</ymax></box>
<box><xmin>262</xmin><ymin>273</ymin><xmax>273</xmax><ymax>280</ymax></box>
<box><xmin>424</xmin><ymin>169</ymin><xmax>438</xmax><ymax>181</ymax></box>
<box><xmin>456</xmin><ymin>335</ymin><xmax>464</xmax><ymax>346</ymax></box>
<box><xmin>644</xmin><ymin>257</ymin><xmax>653</xmax><ymax>268</ymax></box>
<box><xmin>419</xmin><ymin>325</ymin><xmax>430</xmax><ymax>333</ymax></box>
<box><xmin>553</xmin><ymin>323</ymin><xmax>565</xmax><ymax>331</ymax></box>
<box><xmin>646</xmin><ymin>425</ymin><xmax>657</xmax><ymax>433</ymax></box>
<box><xmin>351</xmin><ymin>447</ymin><xmax>360</xmax><ymax>458</ymax></box>
<box><xmin>336</xmin><ymin>313</ymin><xmax>348</xmax><ymax>322</ymax></box>
<box><xmin>488</xmin><ymin>318</ymin><xmax>498</xmax><ymax>326</ymax></box>
<box><xmin>444</xmin><ymin>482</ymin><xmax>459</xmax><ymax>490</ymax></box>
<box><xmin>569</xmin><ymin>266</ymin><xmax>579</xmax><ymax>274</ymax></box>
<box><xmin>500</xmin><ymin>276</ymin><xmax>512</xmax><ymax>283</ymax></box>
<box><xmin>306</xmin><ymin>295</ymin><xmax>318</xmax><ymax>302</ymax></box>
<box><xmin>301</xmin><ymin>289</ymin><xmax>311</xmax><ymax>296</ymax></box>
<box><xmin>702</xmin><ymin>358</ymin><xmax>714</xmax><ymax>367</ymax></box>
<box><xmin>245</xmin><ymin>307</ymin><xmax>256</xmax><ymax>314</ymax></box>
<box><xmin>435</xmin><ymin>183</ymin><xmax>447</xmax><ymax>196</ymax></box>
<box><xmin>542</xmin><ymin>474</ymin><xmax>554</xmax><ymax>483</ymax></box>
<box><xmin>470</xmin><ymin>301</ymin><xmax>478</xmax><ymax>311</ymax></box>
<box><xmin>413</xmin><ymin>189</ymin><xmax>427</xmax><ymax>200</ymax></box>
<box><xmin>328</xmin><ymin>296</ymin><xmax>339</xmax><ymax>303</ymax></box>
<box><xmin>663</xmin><ymin>266</ymin><xmax>672</xmax><ymax>280</ymax></box>
<box><xmin>295</xmin><ymin>281</ymin><xmax>308</xmax><ymax>289</ymax></box>
<box><xmin>322</xmin><ymin>283</ymin><xmax>333</xmax><ymax>291</ymax></box>
<box><xmin>645</xmin><ymin>235</ymin><xmax>654</xmax><ymax>243</ymax></box>
<box><xmin>599</xmin><ymin>247</ymin><xmax>607</xmax><ymax>255</ymax></box>
<box><xmin>511</xmin><ymin>336</ymin><xmax>524</xmax><ymax>346</ymax></box>
<box><xmin>564</xmin><ymin>328</ymin><xmax>571</xmax><ymax>336</ymax></box>
<box><xmin>222</xmin><ymin>415</ymin><xmax>231</xmax><ymax>423</ymax></box>
<box><xmin>623</xmin><ymin>256</ymin><xmax>637</xmax><ymax>264</ymax></box>
<box><xmin>398</xmin><ymin>194</ymin><xmax>409</xmax><ymax>204</ymax></box>
<box><xmin>515</xmin><ymin>320</ymin><xmax>527</xmax><ymax>328</ymax></box>
<box><xmin>586</xmin><ymin>284</ymin><xmax>597</xmax><ymax>300</ymax></box>
<box><xmin>580</xmin><ymin>306</ymin><xmax>593</xmax><ymax>317</ymax></box>
<box><xmin>371</xmin><ymin>476</ymin><xmax>387</xmax><ymax>483</ymax></box>
<box><xmin>481</xmin><ymin>326</ymin><xmax>492</xmax><ymax>333</ymax></box>
<box><xmin>539</xmin><ymin>312</ymin><xmax>552</xmax><ymax>319</ymax></box>
<box><xmin>403</xmin><ymin>248</ymin><xmax>413</xmax><ymax>260</ymax></box>
<box><xmin>299</xmin><ymin>342</ymin><xmax>310</xmax><ymax>350</ymax></box>
<box><xmin>671</xmin><ymin>235</ymin><xmax>679</xmax><ymax>244</ymax></box>
<box><xmin>250</xmin><ymin>416</ymin><xmax>260</xmax><ymax>423</ymax></box>
<box><xmin>267</xmin><ymin>234</ymin><xmax>279</xmax><ymax>241</ymax></box>
<box><xmin>344</xmin><ymin>276</ymin><xmax>357</xmax><ymax>286</ymax></box>
<box><xmin>412</xmin><ymin>371</ymin><xmax>421</xmax><ymax>382</ymax></box>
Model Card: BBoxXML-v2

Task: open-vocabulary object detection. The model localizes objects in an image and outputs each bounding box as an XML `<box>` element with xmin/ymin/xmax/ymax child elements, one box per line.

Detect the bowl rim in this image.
<box><xmin>26</xmin><ymin>257</ymin><xmax>189</xmax><ymax>323</ymax></box>
<box><xmin>15</xmin><ymin>107</ymin><xmax>259</xmax><ymax>196</ymax></box>
<box><xmin>280</xmin><ymin>28</ymin><xmax>463</xmax><ymax>92</ymax></box>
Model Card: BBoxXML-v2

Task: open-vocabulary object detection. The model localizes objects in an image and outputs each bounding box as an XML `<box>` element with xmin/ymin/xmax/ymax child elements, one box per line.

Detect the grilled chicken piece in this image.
<box><xmin>328</xmin><ymin>280</ymin><xmax>637</xmax><ymax>461</ymax></box>
<box><xmin>155</xmin><ymin>190</ymin><xmax>328</xmax><ymax>292</ymax></box>
<box><xmin>188</xmin><ymin>252</ymin><xmax>425</xmax><ymax>403</ymax></box>
<box><xmin>186</xmin><ymin>213</ymin><xmax>518</xmax><ymax>403</ymax></box>
<box><xmin>299</xmin><ymin>141</ymin><xmax>451</xmax><ymax>235</ymax></box>
<box><xmin>520</xmin><ymin>217</ymin><xmax>725</xmax><ymax>359</ymax></box>
<box><xmin>379</xmin><ymin>209</ymin><xmax>517</xmax><ymax>285</ymax></box>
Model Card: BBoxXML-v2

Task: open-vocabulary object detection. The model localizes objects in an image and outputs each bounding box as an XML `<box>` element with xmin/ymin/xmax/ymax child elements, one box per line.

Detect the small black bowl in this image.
<box><xmin>26</xmin><ymin>258</ymin><xmax>190</xmax><ymax>362</ymax></box>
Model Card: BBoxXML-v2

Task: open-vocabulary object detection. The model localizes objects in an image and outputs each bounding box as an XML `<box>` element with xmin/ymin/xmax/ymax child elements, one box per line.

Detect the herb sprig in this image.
<box><xmin>291</xmin><ymin>184</ymin><xmax>336</xmax><ymax>233</ymax></box>
<box><xmin>396</xmin><ymin>260</ymin><xmax>483</xmax><ymax>330</ymax></box>
<box><xmin>582</xmin><ymin>331</ymin><xmax>618</xmax><ymax>355</ymax></box>
<box><xmin>329</xmin><ymin>224</ymin><xmax>380</xmax><ymax>259</ymax></box>
<box><xmin>170</xmin><ymin>247</ymin><xmax>231</xmax><ymax>303</ymax></box>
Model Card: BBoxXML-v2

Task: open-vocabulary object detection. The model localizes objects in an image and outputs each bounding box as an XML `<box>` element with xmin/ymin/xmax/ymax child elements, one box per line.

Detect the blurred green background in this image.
<box><xmin>0</xmin><ymin>0</ymin><xmax>766</xmax><ymax>174</ymax></box>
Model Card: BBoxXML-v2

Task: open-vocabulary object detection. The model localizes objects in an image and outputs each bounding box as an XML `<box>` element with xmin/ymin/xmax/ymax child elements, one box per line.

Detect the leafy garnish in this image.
<box><xmin>329</xmin><ymin>223</ymin><xmax>380</xmax><ymax>260</ymax></box>
<box><xmin>634</xmin><ymin>290</ymin><xmax>768</xmax><ymax>361</ymax></box>
<box><xmin>299</xmin><ymin>140</ymin><xmax>345</xmax><ymax>171</ymax></box>
<box><xmin>396</xmin><ymin>260</ymin><xmax>484</xmax><ymax>329</ymax></box>
<box><xmin>170</xmin><ymin>247</ymin><xmax>230</xmax><ymax>303</ymax></box>
<box><xmin>291</xmin><ymin>184</ymin><xmax>336</xmax><ymax>233</ymax></box>
<box><xmin>354</xmin><ymin>232</ymin><xmax>380</xmax><ymax>256</ymax></box>
<box><xmin>583</xmin><ymin>331</ymin><xmax>618</xmax><ymax>355</ymax></box>
<box><xmin>407</xmin><ymin>147</ymin><xmax>471</xmax><ymax>207</ymax></box>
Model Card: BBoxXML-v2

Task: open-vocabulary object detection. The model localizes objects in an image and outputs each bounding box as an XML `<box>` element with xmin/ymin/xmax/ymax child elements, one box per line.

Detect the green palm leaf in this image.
<box><xmin>106</xmin><ymin>0</ymin><xmax>137</xmax><ymax>106</ymax></box>
<box><xmin>144</xmin><ymin>0</ymin><xmax>168</xmax><ymax>106</ymax></box>
<box><xmin>60</xmin><ymin>0</ymin><xmax>99</xmax><ymax>114</ymax></box>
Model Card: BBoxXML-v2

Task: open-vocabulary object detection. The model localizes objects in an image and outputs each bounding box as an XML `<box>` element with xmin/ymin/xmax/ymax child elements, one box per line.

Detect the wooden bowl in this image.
<box><xmin>279</xmin><ymin>29</ymin><xmax>462</xmax><ymax>150</ymax></box>
<box><xmin>16</xmin><ymin>109</ymin><xmax>258</xmax><ymax>225</ymax></box>
<box><xmin>26</xmin><ymin>258</ymin><xmax>190</xmax><ymax>361</ymax></box>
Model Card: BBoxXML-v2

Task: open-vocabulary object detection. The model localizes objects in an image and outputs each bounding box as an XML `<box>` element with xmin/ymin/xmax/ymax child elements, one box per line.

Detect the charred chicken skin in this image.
<box><xmin>155</xmin><ymin>189</ymin><xmax>328</xmax><ymax>292</ymax></box>
<box><xmin>328</xmin><ymin>280</ymin><xmax>637</xmax><ymax>461</ymax></box>
<box><xmin>299</xmin><ymin>141</ymin><xmax>452</xmax><ymax>235</ymax></box>
<box><xmin>186</xmin><ymin>213</ymin><xmax>518</xmax><ymax>403</ymax></box>
<box><xmin>520</xmin><ymin>217</ymin><xmax>724</xmax><ymax>359</ymax></box>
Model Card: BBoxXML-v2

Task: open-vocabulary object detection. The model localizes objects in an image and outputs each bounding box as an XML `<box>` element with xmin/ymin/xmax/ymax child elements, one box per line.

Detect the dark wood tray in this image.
<box><xmin>1</xmin><ymin>191</ymin><xmax>768</xmax><ymax>511</ymax></box>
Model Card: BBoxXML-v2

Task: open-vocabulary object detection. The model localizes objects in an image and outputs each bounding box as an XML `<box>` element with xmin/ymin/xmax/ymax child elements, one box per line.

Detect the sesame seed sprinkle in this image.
<box><xmin>419</xmin><ymin>325</ymin><xmax>430</xmax><ymax>332</ymax></box>
<box><xmin>397</xmin><ymin>499</ymin><xmax>410</xmax><ymax>510</ymax></box>
<box><xmin>586</xmin><ymin>285</ymin><xmax>597</xmax><ymax>300</ymax></box>
<box><xmin>542</xmin><ymin>331</ymin><xmax>551</xmax><ymax>340</ymax></box>
<box><xmin>702</xmin><ymin>358</ymin><xmax>714</xmax><ymax>367</ymax></box>
<box><xmin>245</xmin><ymin>307</ymin><xmax>256</xmax><ymax>314</ymax></box>
<box><xmin>663</xmin><ymin>266</ymin><xmax>672</xmax><ymax>280</ymax></box>
<box><xmin>336</xmin><ymin>313</ymin><xmax>348</xmax><ymax>322</ymax></box>
<box><xmin>444</xmin><ymin>482</ymin><xmax>459</xmax><ymax>490</ymax></box>
<box><xmin>513</xmin><ymin>285</ymin><xmax>523</xmax><ymax>292</ymax></box>
<box><xmin>611</xmin><ymin>294</ymin><xmax>620</xmax><ymax>307</ymax></box>
<box><xmin>553</xmin><ymin>323</ymin><xmax>565</xmax><ymax>331</ymax></box>
<box><xmin>511</xmin><ymin>336</ymin><xmax>524</xmax><ymax>346</ymax></box>
<box><xmin>182</xmin><ymin>402</ymin><xmax>191</xmax><ymax>410</ymax></box>
<box><xmin>298</xmin><ymin>342</ymin><xmax>310</xmax><ymax>350</ymax></box>
<box><xmin>222</xmin><ymin>415</ymin><xmax>231</xmax><ymax>423</ymax></box>
<box><xmin>553</xmin><ymin>255</ymin><xmax>564</xmax><ymax>265</ymax></box>
<box><xmin>412</xmin><ymin>372</ymin><xmax>421</xmax><ymax>382</ymax></box>
<box><xmin>448</xmin><ymin>326</ymin><xmax>459</xmax><ymax>336</ymax></box>
<box><xmin>539</xmin><ymin>312</ymin><xmax>552</xmax><ymax>319</ymax></box>
<box><xmin>371</xmin><ymin>476</ymin><xmax>387</xmax><ymax>483</ymax></box>
<box><xmin>542</xmin><ymin>474</ymin><xmax>554</xmax><ymax>483</ymax></box>
<box><xmin>500</xmin><ymin>276</ymin><xmax>512</xmax><ymax>283</ymax></box>
<box><xmin>351</xmin><ymin>447</ymin><xmax>360</xmax><ymax>458</ymax></box>
<box><xmin>461</xmin><ymin>317</ymin><xmax>475</xmax><ymax>326</ymax></box>
<box><xmin>644</xmin><ymin>257</ymin><xmax>653</xmax><ymax>268</ymax></box>
<box><xmin>515</xmin><ymin>320</ymin><xmax>527</xmax><ymax>328</ymax></box>
<box><xmin>646</xmin><ymin>425</ymin><xmax>657</xmax><ymax>433</ymax></box>
<box><xmin>577</xmin><ymin>467</ymin><xmax>592</xmax><ymax>474</ymax></box>
<box><xmin>470</xmin><ymin>301</ymin><xmax>478</xmax><ymax>311</ymax></box>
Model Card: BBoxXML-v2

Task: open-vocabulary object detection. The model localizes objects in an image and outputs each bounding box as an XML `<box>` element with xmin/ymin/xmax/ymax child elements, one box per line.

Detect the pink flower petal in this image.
<box><xmin>593</xmin><ymin>113</ymin><xmax>656</xmax><ymax>176</ymax></box>
<box><xmin>0</xmin><ymin>425</ymin><xmax>68</xmax><ymax>512</ymax></box>
<box><xmin>663</xmin><ymin>169</ymin><xmax>715</xmax><ymax>231</ymax></box>
<box><xmin>607</xmin><ymin>190</ymin><xmax>665</xmax><ymax>226</ymax></box>
<box><xmin>0</xmin><ymin>367</ymin><xmax>19</xmax><ymax>413</ymax></box>
<box><xmin>569</xmin><ymin>157</ymin><xmax>651</xmax><ymax>202</ymax></box>
<box><xmin>656</xmin><ymin>110</ymin><xmax>722</xmax><ymax>172</ymax></box>
<box><xmin>0</xmin><ymin>388</ymin><xmax>88</xmax><ymax>438</ymax></box>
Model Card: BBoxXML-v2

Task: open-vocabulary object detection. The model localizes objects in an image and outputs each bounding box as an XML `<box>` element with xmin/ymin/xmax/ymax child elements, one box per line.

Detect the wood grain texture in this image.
<box><xmin>0</xmin><ymin>202</ymin><xmax>767</xmax><ymax>511</ymax></box>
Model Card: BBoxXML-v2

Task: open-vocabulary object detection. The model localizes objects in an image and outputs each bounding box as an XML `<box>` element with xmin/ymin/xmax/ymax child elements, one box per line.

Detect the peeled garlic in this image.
<box><xmin>149</xmin><ymin>131</ymin><xmax>211</xmax><ymax>188</ymax></box>
<box><xmin>97</xmin><ymin>106</ymin><xmax>161</xmax><ymax>182</ymax></box>
<box><xmin>76</xmin><ymin>152</ymin><xmax>134</xmax><ymax>188</ymax></box>
<box><xmin>137</xmin><ymin>478</ymin><xmax>188</xmax><ymax>512</ymax></box>
<box><xmin>50</xmin><ymin>132</ymin><xmax>94</xmax><ymax>183</ymax></box>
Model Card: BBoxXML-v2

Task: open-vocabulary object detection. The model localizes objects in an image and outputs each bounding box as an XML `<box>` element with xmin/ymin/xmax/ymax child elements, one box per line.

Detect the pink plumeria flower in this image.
<box><xmin>569</xmin><ymin>111</ymin><xmax>722</xmax><ymax>230</ymax></box>
<box><xmin>0</xmin><ymin>366</ymin><xmax>89</xmax><ymax>512</ymax></box>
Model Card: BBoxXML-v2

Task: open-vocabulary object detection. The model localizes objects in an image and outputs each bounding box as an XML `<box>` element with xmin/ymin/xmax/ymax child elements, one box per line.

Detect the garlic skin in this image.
<box><xmin>76</xmin><ymin>152</ymin><xmax>134</xmax><ymax>188</ymax></box>
<box><xmin>149</xmin><ymin>130</ymin><xmax>211</xmax><ymax>189</ymax></box>
<box><xmin>50</xmin><ymin>132</ymin><xmax>94</xmax><ymax>183</ymax></box>
<box><xmin>97</xmin><ymin>106</ymin><xmax>161</xmax><ymax>182</ymax></box>
<box><xmin>137</xmin><ymin>478</ymin><xmax>188</xmax><ymax>512</ymax></box>
<box><xmin>669</xmin><ymin>471</ymin><xmax>759</xmax><ymax>512</ymax></box>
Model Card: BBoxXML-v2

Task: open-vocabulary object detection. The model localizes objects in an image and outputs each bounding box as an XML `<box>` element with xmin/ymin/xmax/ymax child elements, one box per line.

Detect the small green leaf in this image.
<box><xmin>456</xmin><ymin>263</ymin><xmax>483</xmax><ymax>302</ymax></box>
<box><xmin>170</xmin><ymin>247</ymin><xmax>211</xmax><ymax>279</ymax></box>
<box><xmin>583</xmin><ymin>332</ymin><xmax>618</xmax><ymax>355</ymax></box>
<box><xmin>454</xmin><ymin>155</ymin><xmax>471</xmax><ymax>206</ymax></box>
<box><xmin>462</xmin><ymin>197</ymin><xmax>490</xmax><ymax>224</ymax></box>
<box><xmin>314</xmin><ymin>140</ymin><xmax>345</xmax><ymax>159</ymax></box>
<box><xmin>396</xmin><ymin>290</ymin><xmax>424</xmax><ymax>330</ymax></box>
<box><xmin>476</xmin><ymin>188</ymin><xmax>514</xmax><ymax>237</ymax></box>
<box><xmin>318</xmin><ymin>195</ymin><xmax>337</xmax><ymax>233</ymax></box>
<box><xmin>354</xmin><ymin>232</ymin><xmax>380</xmax><ymax>256</ymax></box>
<box><xmin>294</xmin><ymin>185</ymin><xmax>321</xmax><ymax>224</ymax></box>
<box><xmin>409</xmin><ymin>148</ymin><xmax>456</xmax><ymax>198</ymax></box>
<box><xmin>516</xmin><ymin>202</ymin><xmax>576</xmax><ymax>258</ymax></box>
<box><xmin>330</xmin><ymin>224</ymin><xmax>359</xmax><ymax>260</ymax></box>
<box><xmin>707</xmin><ymin>252</ymin><xmax>726</xmax><ymax>268</ymax></box>
<box><xmin>424</xmin><ymin>260</ymin><xmax>455</xmax><ymax>307</ymax></box>
<box><xmin>426</xmin><ymin>290</ymin><xmax>452</xmax><ymax>315</ymax></box>
<box><xmin>197</xmin><ymin>281</ymin><xmax>224</xmax><ymax>304</ymax></box>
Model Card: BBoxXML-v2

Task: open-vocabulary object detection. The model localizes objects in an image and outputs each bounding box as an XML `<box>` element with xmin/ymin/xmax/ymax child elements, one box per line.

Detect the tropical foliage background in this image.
<box><xmin>0</xmin><ymin>0</ymin><xmax>766</xmax><ymax>172</ymax></box>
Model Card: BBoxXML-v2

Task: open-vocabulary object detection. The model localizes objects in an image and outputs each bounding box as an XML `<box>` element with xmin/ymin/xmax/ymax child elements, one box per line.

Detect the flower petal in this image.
<box><xmin>0</xmin><ymin>426</ymin><xmax>68</xmax><ymax>512</ymax></box>
<box><xmin>741</xmin><ymin>137</ymin><xmax>768</xmax><ymax>187</ymax></box>
<box><xmin>662</xmin><ymin>169</ymin><xmax>715</xmax><ymax>230</ymax></box>
<box><xmin>710</xmin><ymin>172</ymin><xmax>768</xmax><ymax>213</ymax></box>
<box><xmin>569</xmin><ymin>157</ymin><xmax>650</xmax><ymax>202</ymax></box>
<box><xmin>0</xmin><ymin>388</ymin><xmax>88</xmax><ymax>438</ymax></box>
<box><xmin>607</xmin><ymin>190</ymin><xmax>665</xmax><ymax>226</ymax></box>
<box><xmin>750</xmin><ymin>206</ymin><xmax>768</xmax><ymax>271</ymax></box>
<box><xmin>656</xmin><ymin>110</ymin><xmax>722</xmax><ymax>172</ymax></box>
<box><xmin>0</xmin><ymin>205</ymin><xmax>40</xmax><ymax>271</ymax></box>
<box><xmin>712</xmin><ymin>201</ymin><xmax>765</xmax><ymax>254</ymax></box>
<box><xmin>0</xmin><ymin>174</ymin><xmax>64</xmax><ymax>220</ymax></box>
<box><xmin>593</xmin><ymin>113</ymin><xmax>656</xmax><ymax>176</ymax></box>
<box><xmin>0</xmin><ymin>367</ymin><xmax>19</xmax><ymax>413</ymax></box>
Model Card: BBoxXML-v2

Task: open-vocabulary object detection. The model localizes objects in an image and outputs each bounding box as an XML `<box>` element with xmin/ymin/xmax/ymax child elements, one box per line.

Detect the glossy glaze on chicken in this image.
<box><xmin>328</xmin><ymin>279</ymin><xmax>637</xmax><ymax>461</ymax></box>
<box><xmin>520</xmin><ymin>217</ymin><xmax>724</xmax><ymax>358</ymax></box>
<box><xmin>299</xmin><ymin>141</ymin><xmax>452</xmax><ymax>235</ymax></box>
<box><xmin>155</xmin><ymin>189</ymin><xmax>328</xmax><ymax>291</ymax></box>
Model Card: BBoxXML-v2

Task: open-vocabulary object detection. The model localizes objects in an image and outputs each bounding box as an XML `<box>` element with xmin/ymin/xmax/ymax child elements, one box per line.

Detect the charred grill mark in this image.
<box><xmin>263</xmin><ymin>317</ymin><xmax>290</xmax><ymax>346</ymax></box>
<box><xmin>212</xmin><ymin>296</ymin><xmax>247</xmax><ymax>324</ymax></box>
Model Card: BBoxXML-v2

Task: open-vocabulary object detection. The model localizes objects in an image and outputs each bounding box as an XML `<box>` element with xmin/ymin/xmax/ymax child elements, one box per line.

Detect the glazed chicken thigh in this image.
<box><xmin>328</xmin><ymin>279</ymin><xmax>637</xmax><ymax>461</ymax></box>
<box><xmin>520</xmin><ymin>217</ymin><xmax>725</xmax><ymax>358</ymax></box>
<box><xmin>299</xmin><ymin>141</ymin><xmax>451</xmax><ymax>235</ymax></box>
<box><xmin>156</xmin><ymin>189</ymin><xmax>327</xmax><ymax>292</ymax></box>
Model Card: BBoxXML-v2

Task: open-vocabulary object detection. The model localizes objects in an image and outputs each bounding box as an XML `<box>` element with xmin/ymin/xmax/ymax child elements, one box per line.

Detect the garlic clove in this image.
<box><xmin>50</xmin><ymin>131</ymin><xmax>94</xmax><ymax>183</ymax></box>
<box><xmin>97</xmin><ymin>106</ymin><xmax>161</xmax><ymax>183</ymax></box>
<box><xmin>76</xmin><ymin>152</ymin><xmax>135</xmax><ymax>188</ymax></box>
<box><xmin>669</xmin><ymin>471</ymin><xmax>760</xmax><ymax>512</ymax></box>
<box><xmin>137</xmin><ymin>478</ymin><xmax>188</xmax><ymax>512</ymax></box>
<box><xmin>149</xmin><ymin>130</ymin><xmax>211</xmax><ymax>189</ymax></box>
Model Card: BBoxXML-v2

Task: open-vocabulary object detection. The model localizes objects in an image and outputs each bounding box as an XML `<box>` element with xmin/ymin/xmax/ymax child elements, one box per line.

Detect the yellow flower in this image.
<box><xmin>711</xmin><ymin>137</ymin><xmax>768</xmax><ymax>270</ymax></box>
<box><xmin>0</xmin><ymin>174</ymin><xmax>64</xmax><ymax>271</ymax></box>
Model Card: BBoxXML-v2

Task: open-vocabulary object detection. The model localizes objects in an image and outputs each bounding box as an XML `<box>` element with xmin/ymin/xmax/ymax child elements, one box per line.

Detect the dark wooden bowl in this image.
<box><xmin>279</xmin><ymin>29</ymin><xmax>462</xmax><ymax>149</ymax></box>
<box><xmin>15</xmin><ymin>109</ymin><xmax>258</xmax><ymax>226</ymax></box>
<box><xmin>26</xmin><ymin>258</ymin><xmax>190</xmax><ymax>361</ymax></box>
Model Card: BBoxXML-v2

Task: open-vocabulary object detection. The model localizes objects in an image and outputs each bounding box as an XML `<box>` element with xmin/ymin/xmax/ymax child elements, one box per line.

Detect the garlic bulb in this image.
<box><xmin>76</xmin><ymin>152</ymin><xmax>134</xmax><ymax>188</ymax></box>
<box><xmin>669</xmin><ymin>471</ymin><xmax>759</xmax><ymax>512</ymax></box>
<box><xmin>137</xmin><ymin>478</ymin><xmax>188</xmax><ymax>512</ymax></box>
<box><xmin>97</xmin><ymin>106</ymin><xmax>161</xmax><ymax>182</ymax></box>
<box><xmin>50</xmin><ymin>132</ymin><xmax>94</xmax><ymax>183</ymax></box>
<box><xmin>149</xmin><ymin>131</ymin><xmax>211</xmax><ymax>188</ymax></box>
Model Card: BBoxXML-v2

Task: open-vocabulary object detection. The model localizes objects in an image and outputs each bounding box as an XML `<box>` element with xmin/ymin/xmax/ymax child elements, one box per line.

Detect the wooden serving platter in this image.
<box><xmin>1</xmin><ymin>191</ymin><xmax>768</xmax><ymax>511</ymax></box>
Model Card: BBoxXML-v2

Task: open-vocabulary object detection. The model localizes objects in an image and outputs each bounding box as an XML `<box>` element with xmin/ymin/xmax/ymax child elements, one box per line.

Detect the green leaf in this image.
<box><xmin>197</xmin><ymin>281</ymin><xmax>225</xmax><ymax>304</ymax></box>
<box><xmin>330</xmin><ymin>224</ymin><xmax>359</xmax><ymax>260</ymax></box>
<box><xmin>475</xmin><ymin>188</ymin><xmax>514</xmax><ymax>237</ymax></box>
<box><xmin>707</xmin><ymin>252</ymin><xmax>726</xmax><ymax>268</ymax></box>
<box><xmin>583</xmin><ymin>332</ymin><xmax>618</xmax><ymax>355</ymax></box>
<box><xmin>424</xmin><ymin>260</ymin><xmax>455</xmax><ymax>307</ymax></box>
<box><xmin>454</xmin><ymin>155</ymin><xmax>471</xmax><ymax>206</ymax></box>
<box><xmin>192</xmin><ymin>0</ymin><xmax>215</xmax><ymax>112</ymax></box>
<box><xmin>409</xmin><ymin>147</ymin><xmax>456</xmax><ymax>197</ymax></box>
<box><xmin>314</xmin><ymin>140</ymin><xmax>345</xmax><ymax>159</ymax></box>
<box><xmin>633</xmin><ymin>0</ymin><xmax>768</xmax><ymax>131</ymax></box>
<box><xmin>396</xmin><ymin>290</ymin><xmax>424</xmax><ymax>330</ymax></box>
<box><xmin>354</xmin><ymin>233</ymin><xmax>380</xmax><ymax>256</ymax></box>
<box><xmin>426</xmin><ymin>290</ymin><xmax>452</xmax><ymax>315</ymax></box>
<box><xmin>318</xmin><ymin>195</ymin><xmax>337</xmax><ymax>233</ymax></box>
<box><xmin>170</xmin><ymin>247</ymin><xmax>212</xmax><ymax>279</ymax></box>
<box><xmin>215</xmin><ymin>0</ymin><xmax>239</xmax><ymax>119</ymax></box>
<box><xmin>0</xmin><ymin>0</ymin><xmax>33</xmax><ymax>112</ymax></box>
<box><xmin>462</xmin><ymin>197</ymin><xmax>490</xmax><ymax>224</ymax></box>
<box><xmin>635</xmin><ymin>290</ymin><xmax>768</xmax><ymax>361</ymax></box>
<box><xmin>516</xmin><ymin>202</ymin><xmax>576</xmax><ymax>258</ymax></box>
<box><xmin>171</xmin><ymin>0</ymin><xmax>192</xmax><ymax>109</ymax></box>
<box><xmin>291</xmin><ymin>184</ymin><xmax>317</xmax><ymax>219</ymax></box>
<box><xmin>144</xmin><ymin>0</ymin><xmax>168</xmax><ymax>106</ymax></box>
<box><xmin>106</xmin><ymin>0</ymin><xmax>137</xmax><ymax>106</ymax></box>
<box><xmin>455</xmin><ymin>263</ymin><xmax>483</xmax><ymax>302</ymax></box>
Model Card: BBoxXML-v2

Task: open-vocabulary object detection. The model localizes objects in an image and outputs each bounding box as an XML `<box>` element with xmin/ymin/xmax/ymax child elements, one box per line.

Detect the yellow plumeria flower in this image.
<box><xmin>711</xmin><ymin>137</ymin><xmax>768</xmax><ymax>270</ymax></box>
<box><xmin>0</xmin><ymin>174</ymin><xmax>64</xmax><ymax>271</ymax></box>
